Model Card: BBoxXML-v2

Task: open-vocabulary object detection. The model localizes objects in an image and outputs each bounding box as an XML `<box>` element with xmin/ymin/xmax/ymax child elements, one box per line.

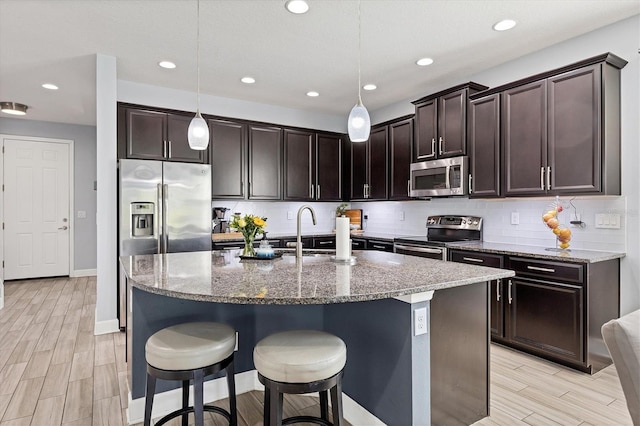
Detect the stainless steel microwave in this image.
<box><xmin>409</xmin><ymin>156</ymin><xmax>468</xmax><ymax>197</ymax></box>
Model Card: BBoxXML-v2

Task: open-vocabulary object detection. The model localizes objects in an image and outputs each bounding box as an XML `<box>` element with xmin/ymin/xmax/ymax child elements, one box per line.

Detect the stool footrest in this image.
<box><xmin>282</xmin><ymin>415</ymin><xmax>332</xmax><ymax>426</ymax></box>
<box><xmin>154</xmin><ymin>404</ymin><xmax>232</xmax><ymax>426</ymax></box>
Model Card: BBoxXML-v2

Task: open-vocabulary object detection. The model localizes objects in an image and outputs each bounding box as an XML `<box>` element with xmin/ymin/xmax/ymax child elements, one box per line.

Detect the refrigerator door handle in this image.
<box><xmin>163</xmin><ymin>184</ymin><xmax>169</xmax><ymax>253</ymax></box>
<box><xmin>157</xmin><ymin>183</ymin><xmax>163</xmax><ymax>253</ymax></box>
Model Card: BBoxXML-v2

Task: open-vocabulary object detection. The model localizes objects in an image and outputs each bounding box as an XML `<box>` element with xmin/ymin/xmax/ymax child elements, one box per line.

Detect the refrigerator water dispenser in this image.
<box><xmin>131</xmin><ymin>202</ymin><xmax>154</xmax><ymax>237</ymax></box>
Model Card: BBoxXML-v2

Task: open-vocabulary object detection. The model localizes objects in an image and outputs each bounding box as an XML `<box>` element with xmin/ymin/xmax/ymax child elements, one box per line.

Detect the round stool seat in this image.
<box><xmin>146</xmin><ymin>322</ymin><xmax>236</xmax><ymax>371</ymax></box>
<box><xmin>254</xmin><ymin>330</ymin><xmax>346</xmax><ymax>383</ymax></box>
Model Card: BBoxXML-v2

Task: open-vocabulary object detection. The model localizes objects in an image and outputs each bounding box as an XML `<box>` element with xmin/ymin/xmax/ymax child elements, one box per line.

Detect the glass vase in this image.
<box><xmin>242</xmin><ymin>234</ymin><xmax>256</xmax><ymax>257</ymax></box>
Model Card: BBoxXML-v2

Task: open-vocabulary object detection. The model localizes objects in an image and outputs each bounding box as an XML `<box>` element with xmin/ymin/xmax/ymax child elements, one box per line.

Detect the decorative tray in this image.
<box><xmin>239</xmin><ymin>252</ymin><xmax>283</xmax><ymax>260</ymax></box>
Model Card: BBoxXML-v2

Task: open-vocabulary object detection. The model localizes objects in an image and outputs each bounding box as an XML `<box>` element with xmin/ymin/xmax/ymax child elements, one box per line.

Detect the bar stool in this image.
<box><xmin>253</xmin><ymin>330</ymin><xmax>347</xmax><ymax>426</ymax></box>
<box><xmin>144</xmin><ymin>322</ymin><xmax>238</xmax><ymax>426</ymax></box>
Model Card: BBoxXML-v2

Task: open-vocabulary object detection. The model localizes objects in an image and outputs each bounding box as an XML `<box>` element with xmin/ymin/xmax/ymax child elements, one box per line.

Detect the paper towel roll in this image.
<box><xmin>336</xmin><ymin>217</ymin><xmax>350</xmax><ymax>260</ymax></box>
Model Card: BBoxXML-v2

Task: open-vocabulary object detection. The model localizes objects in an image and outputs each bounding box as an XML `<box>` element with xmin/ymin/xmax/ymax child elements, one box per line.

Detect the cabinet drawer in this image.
<box><xmin>367</xmin><ymin>240</ymin><xmax>394</xmax><ymax>252</ymax></box>
<box><xmin>313</xmin><ymin>237</ymin><xmax>336</xmax><ymax>249</ymax></box>
<box><xmin>509</xmin><ymin>257</ymin><xmax>584</xmax><ymax>284</ymax></box>
<box><xmin>352</xmin><ymin>238</ymin><xmax>367</xmax><ymax>250</ymax></box>
<box><xmin>449</xmin><ymin>250</ymin><xmax>504</xmax><ymax>268</ymax></box>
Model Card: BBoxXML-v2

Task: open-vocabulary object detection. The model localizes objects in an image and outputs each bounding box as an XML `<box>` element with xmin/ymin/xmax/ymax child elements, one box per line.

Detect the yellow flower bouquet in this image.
<box><xmin>229</xmin><ymin>213</ymin><xmax>268</xmax><ymax>257</ymax></box>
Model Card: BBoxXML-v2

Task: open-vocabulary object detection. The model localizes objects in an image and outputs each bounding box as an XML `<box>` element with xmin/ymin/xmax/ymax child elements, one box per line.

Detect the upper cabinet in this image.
<box><xmin>117</xmin><ymin>105</ymin><xmax>207</xmax><ymax>163</ymax></box>
<box><xmin>388</xmin><ymin>117</ymin><xmax>414</xmax><ymax>200</ymax></box>
<box><xmin>248</xmin><ymin>124</ymin><xmax>283</xmax><ymax>200</ymax></box>
<box><xmin>350</xmin><ymin>126</ymin><xmax>388</xmax><ymax>200</ymax></box>
<box><xmin>500</xmin><ymin>54</ymin><xmax>626</xmax><ymax>196</ymax></box>
<box><xmin>208</xmin><ymin>118</ymin><xmax>247</xmax><ymax>199</ymax></box>
<box><xmin>412</xmin><ymin>83</ymin><xmax>488</xmax><ymax>161</ymax></box>
<box><xmin>468</xmin><ymin>93</ymin><xmax>501</xmax><ymax>198</ymax></box>
<box><xmin>315</xmin><ymin>133</ymin><xmax>344</xmax><ymax>201</ymax></box>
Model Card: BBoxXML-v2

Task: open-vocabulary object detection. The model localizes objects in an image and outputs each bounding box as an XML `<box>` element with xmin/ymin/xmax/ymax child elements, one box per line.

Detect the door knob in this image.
<box><xmin>58</xmin><ymin>226</ymin><xmax>68</xmax><ymax>230</ymax></box>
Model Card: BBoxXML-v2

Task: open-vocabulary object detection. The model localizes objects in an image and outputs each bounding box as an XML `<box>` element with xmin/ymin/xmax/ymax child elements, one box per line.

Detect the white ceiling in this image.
<box><xmin>0</xmin><ymin>0</ymin><xmax>638</xmax><ymax>126</ymax></box>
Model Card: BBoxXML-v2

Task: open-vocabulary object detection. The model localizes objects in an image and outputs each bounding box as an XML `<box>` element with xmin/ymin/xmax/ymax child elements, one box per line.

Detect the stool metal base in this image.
<box><xmin>144</xmin><ymin>354</ymin><xmax>237</xmax><ymax>426</ymax></box>
<box><xmin>258</xmin><ymin>370</ymin><xmax>344</xmax><ymax>426</ymax></box>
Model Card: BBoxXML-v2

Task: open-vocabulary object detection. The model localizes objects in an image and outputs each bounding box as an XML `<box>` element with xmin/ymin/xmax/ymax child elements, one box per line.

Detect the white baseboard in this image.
<box><xmin>125</xmin><ymin>369</ymin><xmax>384</xmax><ymax>426</ymax></box>
<box><xmin>70</xmin><ymin>268</ymin><xmax>97</xmax><ymax>277</ymax></box>
<box><xmin>93</xmin><ymin>318</ymin><xmax>120</xmax><ymax>335</ymax></box>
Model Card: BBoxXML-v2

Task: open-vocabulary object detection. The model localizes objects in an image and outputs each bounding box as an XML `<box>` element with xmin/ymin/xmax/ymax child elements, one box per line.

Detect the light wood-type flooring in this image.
<box><xmin>0</xmin><ymin>277</ymin><xmax>633</xmax><ymax>425</ymax></box>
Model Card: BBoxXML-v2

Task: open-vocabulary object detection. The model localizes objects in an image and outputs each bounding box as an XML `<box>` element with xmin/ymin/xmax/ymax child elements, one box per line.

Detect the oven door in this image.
<box><xmin>394</xmin><ymin>242</ymin><xmax>446</xmax><ymax>260</ymax></box>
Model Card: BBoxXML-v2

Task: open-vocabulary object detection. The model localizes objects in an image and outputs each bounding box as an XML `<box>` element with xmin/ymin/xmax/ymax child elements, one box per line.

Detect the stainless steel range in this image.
<box><xmin>394</xmin><ymin>215</ymin><xmax>483</xmax><ymax>260</ymax></box>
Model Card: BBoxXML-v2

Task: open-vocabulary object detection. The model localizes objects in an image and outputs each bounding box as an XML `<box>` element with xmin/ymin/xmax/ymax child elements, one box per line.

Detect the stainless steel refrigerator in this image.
<box><xmin>118</xmin><ymin>159</ymin><xmax>211</xmax><ymax>328</ymax></box>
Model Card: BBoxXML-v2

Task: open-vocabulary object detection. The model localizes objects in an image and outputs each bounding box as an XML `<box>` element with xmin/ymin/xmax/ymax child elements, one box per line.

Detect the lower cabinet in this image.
<box><xmin>366</xmin><ymin>239</ymin><xmax>394</xmax><ymax>252</ymax></box>
<box><xmin>312</xmin><ymin>236</ymin><xmax>336</xmax><ymax>249</ymax></box>
<box><xmin>351</xmin><ymin>238</ymin><xmax>367</xmax><ymax>250</ymax></box>
<box><xmin>279</xmin><ymin>237</ymin><xmax>312</xmax><ymax>249</ymax></box>
<box><xmin>449</xmin><ymin>250</ymin><xmax>619</xmax><ymax>373</ymax></box>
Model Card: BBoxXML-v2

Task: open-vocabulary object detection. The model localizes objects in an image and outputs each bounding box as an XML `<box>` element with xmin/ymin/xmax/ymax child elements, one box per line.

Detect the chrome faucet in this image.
<box><xmin>295</xmin><ymin>205</ymin><xmax>316</xmax><ymax>259</ymax></box>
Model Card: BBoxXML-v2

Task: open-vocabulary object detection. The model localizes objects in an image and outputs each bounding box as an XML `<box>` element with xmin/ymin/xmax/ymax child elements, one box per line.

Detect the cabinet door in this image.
<box><xmin>126</xmin><ymin>109</ymin><xmax>166</xmax><ymax>160</ymax></box>
<box><xmin>389</xmin><ymin>118</ymin><xmax>413</xmax><ymax>200</ymax></box>
<box><xmin>248</xmin><ymin>125</ymin><xmax>282</xmax><ymax>200</ymax></box>
<box><xmin>350</xmin><ymin>140</ymin><xmax>367</xmax><ymax>200</ymax></box>
<box><xmin>167</xmin><ymin>114</ymin><xmax>207</xmax><ymax>163</ymax></box>
<box><xmin>351</xmin><ymin>238</ymin><xmax>367</xmax><ymax>250</ymax></box>
<box><xmin>368</xmin><ymin>126</ymin><xmax>388</xmax><ymax>200</ymax></box>
<box><xmin>438</xmin><ymin>88</ymin><xmax>467</xmax><ymax>157</ymax></box>
<box><xmin>469</xmin><ymin>94</ymin><xmax>501</xmax><ymax>198</ymax></box>
<box><xmin>367</xmin><ymin>240</ymin><xmax>394</xmax><ymax>252</ymax></box>
<box><xmin>313</xmin><ymin>236</ymin><xmax>336</xmax><ymax>249</ymax></box>
<box><xmin>503</xmin><ymin>81</ymin><xmax>547</xmax><ymax>196</ymax></box>
<box><xmin>209</xmin><ymin>118</ymin><xmax>246</xmax><ymax>199</ymax></box>
<box><xmin>548</xmin><ymin>65</ymin><xmax>602</xmax><ymax>194</ymax></box>
<box><xmin>316</xmin><ymin>134</ymin><xmax>343</xmax><ymax>201</ymax></box>
<box><xmin>506</xmin><ymin>278</ymin><xmax>583</xmax><ymax>364</ymax></box>
<box><xmin>414</xmin><ymin>99</ymin><xmax>437</xmax><ymax>161</ymax></box>
<box><xmin>284</xmin><ymin>129</ymin><xmax>314</xmax><ymax>200</ymax></box>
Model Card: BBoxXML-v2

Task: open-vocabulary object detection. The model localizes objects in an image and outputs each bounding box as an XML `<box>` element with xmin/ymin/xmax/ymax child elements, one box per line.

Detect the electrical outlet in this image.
<box><xmin>399</xmin><ymin>211</ymin><xmax>405</xmax><ymax>221</ymax></box>
<box><xmin>414</xmin><ymin>307</ymin><xmax>427</xmax><ymax>336</ymax></box>
<box><xmin>77</xmin><ymin>210</ymin><xmax>87</xmax><ymax>219</ymax></box>
<box><xmin>287</xmin><ymin>211</ymin><xmax>294</xmax><ymax>220</ymax></box>
<box><xmin>511</xmin><ymin>212</ymin><xmax>519</xmax><ymax>225</ymax></box>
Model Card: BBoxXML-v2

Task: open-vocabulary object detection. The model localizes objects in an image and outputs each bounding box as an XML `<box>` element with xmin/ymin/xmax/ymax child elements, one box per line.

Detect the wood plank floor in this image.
<box><xmin>0</xmin><ymin>277</ymin><xmax>632</xmax><ymax>425</ymax></box>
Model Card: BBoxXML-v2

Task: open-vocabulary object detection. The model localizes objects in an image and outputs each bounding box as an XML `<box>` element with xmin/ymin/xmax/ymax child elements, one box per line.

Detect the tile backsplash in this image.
<box><xmin>212</xmin><ymin>196</ymin><xmax>627</xmax><ymax>253</ymax></box>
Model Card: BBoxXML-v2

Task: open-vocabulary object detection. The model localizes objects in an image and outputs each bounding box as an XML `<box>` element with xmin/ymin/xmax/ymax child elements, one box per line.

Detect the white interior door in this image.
<box><xmin>3</xmin><ymin>137</ymin><xmax>70</xmax><ymax>280</ymax></box>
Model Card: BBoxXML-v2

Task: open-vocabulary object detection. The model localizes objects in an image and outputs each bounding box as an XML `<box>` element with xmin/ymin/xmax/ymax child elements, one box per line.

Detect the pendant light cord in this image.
<box><xmin>196</xmin><ymin>0</ymin><xmax>201</xmax><ymax>114</ymax></box>
<box><xmin>357</xmin><ymin>0</ymin><xmax>362</xmax><ymax>105</ymax></box>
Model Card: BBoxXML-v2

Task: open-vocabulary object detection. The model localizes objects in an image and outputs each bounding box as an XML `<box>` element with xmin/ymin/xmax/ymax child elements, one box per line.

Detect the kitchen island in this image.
<box><xmin>121</xmin><ymin>249</ymin><xmax>514</xmax><ymax>425</ymax></box>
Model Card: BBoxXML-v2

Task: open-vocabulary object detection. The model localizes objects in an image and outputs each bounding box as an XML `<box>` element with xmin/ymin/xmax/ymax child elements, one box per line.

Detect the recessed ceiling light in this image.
<box><xmin>285</xmin><ymin>0</ymin><xmax>309</xmax><ymax>14</ymax></box>
<box><xmin>158</xmin><ymin>61</ymin><xmax>177</xmax><ymax>69</ymax></box>
<box><xmin>416</xmin><ymin>57</ymin><xmax>434</xmax><ymax>66</ymax></box>
<box><xmin>306</xmin><ymin>91</ymin><xmax>319</xmax><ymax>97</ymax></box>
<box><xmin>363</xmin><ymin>84</ymin><xmax>377</xmax><ymax>91</ymax></box>
<box><xmin>241</xmin><ymin>77</ymin><xmax>256</xmax><ymax>84</ymax></box>
<box><xmin>493</xmin><ymin>19</ymin><xmax>517</xmax><ymax>31</ymax></box>
<box><xmin>42</xmin><ymin>83</ymin><xmax>59</xmax><ymax>90</ymax></box>
<box><xmin>0</xmin><ymin>101</ymin><xmax>28</xmax><ymax>116</ymax></box>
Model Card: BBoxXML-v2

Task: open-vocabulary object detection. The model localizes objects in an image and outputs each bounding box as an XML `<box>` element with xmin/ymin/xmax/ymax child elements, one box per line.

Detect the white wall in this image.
<box><xmin>0</xmin><ymin>117</ymin><xmax>97</xmax><ymax>272</ymax></box>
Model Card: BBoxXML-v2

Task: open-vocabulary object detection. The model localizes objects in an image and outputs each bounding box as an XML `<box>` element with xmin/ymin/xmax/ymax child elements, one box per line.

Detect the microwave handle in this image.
<box><xmin>445</xmin><ymin>165</ymin><xmax>451</xmax><ymax>189</ymax></box>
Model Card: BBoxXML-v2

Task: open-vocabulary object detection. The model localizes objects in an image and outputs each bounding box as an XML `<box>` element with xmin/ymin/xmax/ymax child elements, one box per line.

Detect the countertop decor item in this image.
<box><xmin>229</xmin><ymin>213</ymin><xmax>268</xmax><ymax>257</ymax></box>
<box><xmin>542</xmin><ymin>196</ymin><xmax>572</xmax><ymax>250</ymax></box>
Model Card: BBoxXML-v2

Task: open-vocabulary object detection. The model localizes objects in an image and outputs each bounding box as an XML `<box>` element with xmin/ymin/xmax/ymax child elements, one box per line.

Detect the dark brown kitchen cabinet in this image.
<box><xmin>120</xmin><ymin>106</ymin><xmax>206</xmax><ymax>163</ymax></box>
<box><xmin>412</xmin><ymin>82</ymin><xmax>488</xmax><ymax>161</ymax></box>
<box><xmin>449</xmin><ymin>250</ymin><xmax>505</xmax><ymax>338</ymax></box>
<box><xmin>350</xmin><ymin>126</ymin><xmax>388</xmax><ymax>200</ymax></box>
<box><xmin>279</xmin><ymin>237</ymin><xmax>312</xmax><ymax>249</ymax></box>
<box><xmin>500</xmin><ymin>54</ymin><xmax>625</xmax><ymax>196</ymax></box>
<box><xmin>312</xmin><ymin>236</ymin><xmax>336</xmax><ymax>249</ymax></box>
<box><xmin>208</xmin><ymin>118</ymin><xmax>247</xmax><ymax>199</ymax></box>
<box><xmin>284</xmin><ymin>129</ymin><xmax>314</xmax><ymax>200</ymax></box>
<box><xmin>284</xmin><ymin>130</ymin><xmax>343</xmax><ymax>201</ymax></box>
<box><xmin>366</xmin><ymin>239</ymin><xmax>394</xmax><ymax>252</ymax></box>
<box><xmin>248</xmin><ymin>125</ymin><xmax>282</xmax><ymax>200</ymax></box>
<box><xmin>389</xmin><ymin>118</ymin><xmax>413</xmax><ymax>200</ymax></box>
<box><xmin>351</xmin><ymin>238</ymin><xmax>367</xmax><ymax>250</ymax></box>
<box><xmin>468</xmin><ymin>94</ymin><xmax>501</xmax><ymax>198</ymax></box>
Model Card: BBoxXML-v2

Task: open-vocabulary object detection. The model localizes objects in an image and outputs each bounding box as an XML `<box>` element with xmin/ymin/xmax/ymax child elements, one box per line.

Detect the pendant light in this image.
<box><xmin>347</xmin><ymin>0</ymin><xmax>370</xmax><ymax>143</ymax></box>
<box><xmin>187</xmin><ymin>0</ymin><xmax>209</xmax><ymax>150</ymax></box>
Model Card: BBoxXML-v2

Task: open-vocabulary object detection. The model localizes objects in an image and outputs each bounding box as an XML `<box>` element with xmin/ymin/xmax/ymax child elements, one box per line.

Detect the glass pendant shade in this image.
<box><xmin>188</xmin><ymin>111</ymin><xmax>209</xmax><ymax>150</ymax></box>
<box><xmin>348</xmin><ymin>101</ymin><xmax>371</xmax><ymax>142</ymax></box>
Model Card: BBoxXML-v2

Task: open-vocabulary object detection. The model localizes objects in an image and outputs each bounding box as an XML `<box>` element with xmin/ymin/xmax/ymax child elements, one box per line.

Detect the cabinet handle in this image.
<box><xmin>163</xmin><ymin>140</ymin><xmax>168</xmax><ymax>158</ymax></box>
<box><xmin>310</xmin><ymin>185</ymin><xmax>314</xmax><ymax>199</ymax></box>
<box><xmin>317</xmin><ymin>185</ymin><xmax>320</xmax><ymax>199</ymax></box>
<box><xmin>241</xmin><ymin>181</ymin><xmax>244</xmax><ymax>194</ymax></box>
<box><xmin>508</xmin><ymin>280</ymin><xmax>513</xmax><ymax>304</ymax></box>
<box><xmin>462</xmin><ymin>257</ymin><xmax>484</xmax><ymax>263</ymax></box>
<box><xmin>318</xmin><ymin>240</ymin><xmax>332</xmax><ymax>245</ymax></box>
<box><xmin>431</xmin><ymin>138</ymin><xmax>436</xmax><ymax>156</ymax></box>
<box><xmin>439</xmin><ymin>136</ymin><xmax>444</xmax><ymax>155</ymax></box>
<box><xmin>540</xmin><ymin>167</ymin><xmax>545</xmax><ymax>190</ymax></box>
<box><xmin>168</xmin><ymin>140</ymin><xmax>172</xmax><ymax>158</ymax></box>
<box><xmin>371</xmin><ymin>244</ymin><xmax>386</xmax><ymax>249</ymax></box>
<box><xmin>468</xmin><ymin>174</ymin><xmax>473</xmax><ymax>194</ymax></box>
<box><xmin>496</xmin><ymin>280</ymin><xmax>501</xmax><ymax>302</ymax></box>
<box><xmin>527</xmin><ymin>265</ymin><xmax>555</xmax><ymax>273</ymax></box>
<box><xmin>407</xmin><ymin>180</ymin><xmax>411</xmax><ymax>197</ymax></box>
<box><xmin>546</xmin><ymin>166</ymin><xmax>551</xmax><ymax>191</ymax></box>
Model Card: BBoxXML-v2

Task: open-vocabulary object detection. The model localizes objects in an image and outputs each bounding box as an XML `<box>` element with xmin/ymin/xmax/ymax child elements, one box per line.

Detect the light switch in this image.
<box><xmin>77</xmin><ymin>210</ymin><xmax>87</xmax><ymax>219</ymax></box>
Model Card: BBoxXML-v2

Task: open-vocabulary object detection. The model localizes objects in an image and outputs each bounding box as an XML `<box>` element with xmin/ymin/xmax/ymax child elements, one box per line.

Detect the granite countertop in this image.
<box><xmin>121</xmin><ymin>250</ymin><xmax>514</xmax><ymax>305</ymax></box>
<box><xmin>447</xmin><ymin>241</ymin><xmax>625</xmax><ymax>263</ymax></box>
